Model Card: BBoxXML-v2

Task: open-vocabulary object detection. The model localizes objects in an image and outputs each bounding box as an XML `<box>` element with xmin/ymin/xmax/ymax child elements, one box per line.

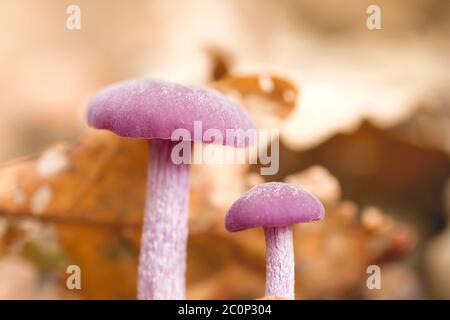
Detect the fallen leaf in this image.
<box><xmin>213</xmin><ymin>74</ymin><xmax>298</xmax><ymax>129</ymax></box>
<box><xmin>0</xmin><ymin>130</ymin><xmax>147</xmax><ymax>227</ymax></box>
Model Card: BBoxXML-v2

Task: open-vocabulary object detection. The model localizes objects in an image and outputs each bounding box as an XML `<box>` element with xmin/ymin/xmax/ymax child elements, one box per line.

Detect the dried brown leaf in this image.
<box><xmin>213</xmin><ymin>74</ymin><xmax>298</xmax><ymax>128</ymax></box>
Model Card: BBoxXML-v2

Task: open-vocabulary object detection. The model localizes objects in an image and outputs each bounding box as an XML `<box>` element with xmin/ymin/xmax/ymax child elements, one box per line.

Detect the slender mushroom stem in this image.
<box><xmin>263</xmin><ymin>226</ymin><xmax>295</xmax><ymax>300</ymax></box>
<box><xmin>138</xmin><ymin>139</ymin><xmax>190</xmax><ymax>300</ymax></box>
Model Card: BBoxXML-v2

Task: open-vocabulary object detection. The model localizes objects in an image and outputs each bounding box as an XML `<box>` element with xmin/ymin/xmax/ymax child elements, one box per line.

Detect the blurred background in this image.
<box><xmin>0</xmin><ymin>0</ymin><xmax>449</xmax><ymax>299</ymax></box>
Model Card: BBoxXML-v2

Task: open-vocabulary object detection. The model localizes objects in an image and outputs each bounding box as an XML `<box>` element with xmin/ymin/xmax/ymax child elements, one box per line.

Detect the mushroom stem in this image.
<box><xmin>263</xmin><ymin>226</ymin><xmax>295</xmax><ymax>300</ymax></box>
<box><xmin>138</xmin><ymin>139</ymin><xmax>190</xmax><ymax>300</ymax></box>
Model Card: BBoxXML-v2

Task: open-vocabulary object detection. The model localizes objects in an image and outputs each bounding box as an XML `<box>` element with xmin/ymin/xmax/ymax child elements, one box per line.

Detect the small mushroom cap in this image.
<box><xmin>87</xmin><ymin>79</ymin><xmax>255</xmax><ymax>147</ymax></box>
<box><xmin>225</xmin><ymin>182</ymin><xmax>325</xmax><ymax>232</ymax></box>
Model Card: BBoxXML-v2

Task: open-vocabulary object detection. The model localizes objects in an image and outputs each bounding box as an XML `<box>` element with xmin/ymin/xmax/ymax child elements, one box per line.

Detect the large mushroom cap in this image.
<box><xmin>225</xmin><ymin>182</ymin><xmax>325</xmax><ymax>232</ymax></box>
<box><xmin>87</xmin><ymin>79</ymin><xmax>255</xmax><ymax>147</ymax></box>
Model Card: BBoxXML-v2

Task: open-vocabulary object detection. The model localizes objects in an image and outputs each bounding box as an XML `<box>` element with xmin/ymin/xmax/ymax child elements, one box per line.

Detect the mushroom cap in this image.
<box><xmin>87</xmin><ymin>79</ymin><xmax>255</xmax><ymax>147</ymax></box>
<box><xmin>225</xmin><ymin>182</ymin><xmax>325</xmax><ymax>232</ymax></box>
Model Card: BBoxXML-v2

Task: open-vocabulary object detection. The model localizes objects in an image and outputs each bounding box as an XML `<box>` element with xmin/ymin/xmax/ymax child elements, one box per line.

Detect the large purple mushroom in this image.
<box><xmin>87</xmin><ymin>79</ymin><xmax>255</xmax><ymax>299</ymax></box>
<box><xmin>225</xmin><ymin>182</ymin><xmax>324</xmax><ymax>299</ymax></box>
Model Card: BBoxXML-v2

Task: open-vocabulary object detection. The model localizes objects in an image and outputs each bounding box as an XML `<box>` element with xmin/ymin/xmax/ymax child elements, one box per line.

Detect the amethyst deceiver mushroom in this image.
<box><xmin>87</xmin><ymin>79</ymin><xmax>255</xmax><ymax>299</ymax></box>
<box><xmin>225</xmin><ymin>182</ymin><xmax>324</xmax><ymax>299</ymax></box>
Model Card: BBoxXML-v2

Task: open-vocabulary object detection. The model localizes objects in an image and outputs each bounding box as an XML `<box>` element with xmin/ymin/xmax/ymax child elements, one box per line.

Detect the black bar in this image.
<box><xmin>0</xmin><ymin>300</ymin><xmax>447</xmax><ymax>319</ymax></box>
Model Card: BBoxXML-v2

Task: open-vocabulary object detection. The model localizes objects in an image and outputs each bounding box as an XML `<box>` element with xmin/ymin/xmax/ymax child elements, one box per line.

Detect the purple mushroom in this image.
<box><xmin>87</xmin><ymin>79</ymin><xmax>255</xmax><ymax>299</ymax></box>
<box><xmin>225</xmin><ymin>182</ymin><xmax>324</xmax><ymax>299</ymax></box>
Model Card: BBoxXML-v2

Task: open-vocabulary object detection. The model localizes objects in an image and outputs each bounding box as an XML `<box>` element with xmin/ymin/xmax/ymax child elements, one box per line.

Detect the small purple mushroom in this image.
<box><xmin>87</xmin><ymin>79</ymin><xmax>255</xmax><ymax>299</ymax></box>
<box><xmin>225</xmin><ymin>182</ymin><xmax>324</xmax><ymax>299</ymax></box>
